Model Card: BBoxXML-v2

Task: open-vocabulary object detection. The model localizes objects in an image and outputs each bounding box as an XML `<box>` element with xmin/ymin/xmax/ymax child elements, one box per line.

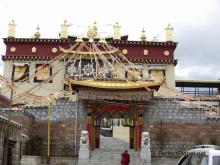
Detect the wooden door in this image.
<box><xmin>129</xmin><ymin>127</ymin><xmax>134</xmax><ymax>149</ymax></box>
<box><xmin>95</xmin><ymin>127</ymin><xmax>100</xmax><ymax>148</ymax></box>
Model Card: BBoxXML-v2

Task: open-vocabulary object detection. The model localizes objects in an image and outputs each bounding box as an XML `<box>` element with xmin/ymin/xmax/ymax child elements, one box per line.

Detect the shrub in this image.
<box><xmin>25</xmin><ymin>136</ymin><xmax>43</xmax><ymax>155</ymax></box>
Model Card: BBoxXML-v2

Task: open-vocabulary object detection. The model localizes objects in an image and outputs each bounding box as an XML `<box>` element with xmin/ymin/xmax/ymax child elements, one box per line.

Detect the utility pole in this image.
<box><xmin>74</xmin><ymin>89</ymin><xmax>79</xmax><ymax>156</ymax></box>
<box><xmin>47</xmin><ymin>101</ymin><xmax>52</xmax><ymax>164</ymax></box>
<box><xmin>3</xmin><ymin>64</ymin><xmax>15</xmax><ymax>165</ymax></box>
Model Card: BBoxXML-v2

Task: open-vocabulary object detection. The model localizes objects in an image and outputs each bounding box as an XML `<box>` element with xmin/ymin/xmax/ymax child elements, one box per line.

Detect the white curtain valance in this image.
<box><xmin>13</xmin><ymin>63</ymin><xmax>29</xmax><ymax>66</ymax></box>
<box><xmin>148</xmin><ymin>64</ymin><xmax>166</xmax><ymax>70</ymax></box>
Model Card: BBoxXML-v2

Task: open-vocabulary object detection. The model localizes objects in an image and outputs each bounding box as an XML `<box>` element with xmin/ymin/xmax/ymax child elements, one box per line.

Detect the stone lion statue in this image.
<box><xmin>141</xmin><ymin>132</ymin><xmax>150</xmax><ymax>147</ymax></box>
<box><xmin>80</xmin><ymin>130</ymin><xmax>89</xmax><ymax>146</ymax></box>
<box><xmin>140</xmin><ymin>132</ymin><xmax>151</xmax><ymax>160</ymax></box>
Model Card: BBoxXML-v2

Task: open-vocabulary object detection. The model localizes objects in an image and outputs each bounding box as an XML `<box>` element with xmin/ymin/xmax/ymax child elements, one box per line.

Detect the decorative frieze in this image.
<box><xmin>78</xmin><ymin>89</ymin><xmax>152</xmax><ymax>101</ymax></box>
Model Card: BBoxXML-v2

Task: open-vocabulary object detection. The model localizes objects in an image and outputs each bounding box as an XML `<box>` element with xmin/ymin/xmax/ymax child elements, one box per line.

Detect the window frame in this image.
<box><xmin>12</xmin><ymin>63</ymin><xmax>30</xmax><ymax>82</ymax></box>
<box><xmin>34</xmin><ymin>64</ymin><xmax>52</xmax><ymax>83</ymax></box>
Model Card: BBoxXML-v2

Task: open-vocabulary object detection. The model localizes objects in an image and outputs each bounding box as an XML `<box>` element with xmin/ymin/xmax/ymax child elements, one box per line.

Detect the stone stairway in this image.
<box><xmin>78</xmin><ymin>136</ymin><xmax>151</xmax><ymax>165</ymax></box>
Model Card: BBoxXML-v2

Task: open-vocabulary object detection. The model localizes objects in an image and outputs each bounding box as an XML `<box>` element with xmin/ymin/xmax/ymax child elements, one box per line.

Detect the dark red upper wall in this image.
<box><xmin>115</xmin><ymin>44</ymin><xmax>175</xmax><ymax>60</ymax></box>
<box><xmin>3</xmin><ymin>38</ymin><xmax>177</xmax><ymax>61</ymax></box>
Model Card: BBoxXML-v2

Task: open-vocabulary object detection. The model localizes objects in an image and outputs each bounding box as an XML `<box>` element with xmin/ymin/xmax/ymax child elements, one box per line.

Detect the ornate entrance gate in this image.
<box><xmin>85</xmin><ymin>102</ymin><xmax>144</xmax><ymax>151</ymax></box>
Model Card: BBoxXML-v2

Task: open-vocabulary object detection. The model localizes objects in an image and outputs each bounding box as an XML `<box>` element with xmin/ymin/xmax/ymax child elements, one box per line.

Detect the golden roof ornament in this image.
<box><xmin>76</xmin><ymin>35</ymin><xmax>83</xmax><ymax>42</ymax></box>
<box><xmin>33</xmin><ymin>25</ymin><xmax>41</xmax><ymax>39</ymax></box>
<box><xmin>8</xmin><ymin>19</ymin><xmax>16</xmax><ymax>38</ymax></box>
<box><xmin>140</xmin><ymin>27</ymin><xmax>147</xmax><ymax>41</ymax></box>
<box><xmin>87</xmin><ymin>21</ymin><xmax>98</xmax><ymax>42</ymax></box>
<box><xmin>113</xmin><ymin>22</ymin><xmax>121</xmax><ymax>40</ymax></box>
<box><xmin>152</xmin><ymin>36</ymin><xmax>158</xmax><ymax>42</ymax></box>
<box><xmin>99</xmin><ymin>36</ymin><xmax>106</xmax><ymax>43</ymax></box>
<box><xmin>60</xmin><ymin>19</ymin><xmax>69</xmax><ymax>39</ymax></box>
<box><xmin>165</xmin><ymin>23</ymin><xmax>174</xmax><ymax>42</ymax></box>
<box><xmin>93</xmin><ymin>21</ymin><xmax>97</xmax><ymax>32</ymax></box>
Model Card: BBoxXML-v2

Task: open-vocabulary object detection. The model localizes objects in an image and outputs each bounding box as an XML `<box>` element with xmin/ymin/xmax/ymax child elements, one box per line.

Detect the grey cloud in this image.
<box><xmin>175</xmin><ymin>9</ymin><xmax>220</xmax><ymax>80</ymax></box>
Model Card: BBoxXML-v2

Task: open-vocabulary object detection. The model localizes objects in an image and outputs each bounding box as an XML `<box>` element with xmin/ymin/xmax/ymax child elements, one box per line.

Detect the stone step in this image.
<box><xmin>78</xmin><ymin>137</ymin><xmax>151</xmax><ymax>165</ymax></box>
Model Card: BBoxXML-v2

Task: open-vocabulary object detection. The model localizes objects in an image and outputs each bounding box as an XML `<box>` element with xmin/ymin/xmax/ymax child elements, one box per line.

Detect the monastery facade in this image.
<box><xmin>0</xmin><ymin>20</ymin><xmax>219</xmax><ymax>165</ymax></box>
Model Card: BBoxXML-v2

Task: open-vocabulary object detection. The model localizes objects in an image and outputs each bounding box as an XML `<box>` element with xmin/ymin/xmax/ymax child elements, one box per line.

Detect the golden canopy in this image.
<box><xmin>66</xmin><ymin>79</ymin><xmax>161</xmax><ymax>89</ymax></box>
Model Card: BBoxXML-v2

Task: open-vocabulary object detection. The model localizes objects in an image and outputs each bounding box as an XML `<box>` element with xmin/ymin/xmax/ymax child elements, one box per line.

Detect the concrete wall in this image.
<box><xmin>2</xmin><ymin>60</ymin><xmax>64</xmax><ymax>98</ymax></box>
<box><xmin>21</xmin><ymin>155</ymin><xmax>42</xmax><ymax>165</ymax></box>
<box><xmin>21</xmin><ymin>155</ymin><xmax>78</xmax><ymax>165</ymax></box>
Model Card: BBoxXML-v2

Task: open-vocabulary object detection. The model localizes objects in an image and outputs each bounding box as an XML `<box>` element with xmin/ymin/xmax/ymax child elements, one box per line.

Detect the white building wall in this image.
<box><xmin>2</xmin><ymin>60</ymin><xmax>176</xmax><ymax>99</ymax></box>
<box><xmin>2</xmin><ymin>60</ymin><xmax>64</xmax><ymax>98</ymax></box>
<box><xmin>143</xmin><ymin>63</ymin><xmax>176</xmax><ymax>97</ymax></box>
<box><xmin>157</xmin><ymin>64</ymin><xmax>176</xmax><ymax>96</ymax></box>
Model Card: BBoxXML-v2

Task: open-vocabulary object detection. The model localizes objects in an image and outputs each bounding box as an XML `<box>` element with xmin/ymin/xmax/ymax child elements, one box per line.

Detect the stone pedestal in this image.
<box><xmin>78</xmin><ymin>130</ymin><xmax>90</xmax><ymax>159</ymax></box>
<box><xmin>79</xmin><ymin>147</ymin><xmax>90</xmax><ymax>159</ymax></box>
<box><xmin>140</xmin><ymin>146</ymin><xmax>151</xmax><ymax>162</ymax></box>
<box><xmin>140</xmin><ymin>132</ymin><xmax>151</xmax><ymax>164</ymax></box>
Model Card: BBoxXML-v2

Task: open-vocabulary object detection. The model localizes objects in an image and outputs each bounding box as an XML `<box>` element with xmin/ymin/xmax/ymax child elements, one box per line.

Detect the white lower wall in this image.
<box><xmin>21</xmin><ymin>155</ymin><xmax>42</xmax><ymax>165</ymax></box>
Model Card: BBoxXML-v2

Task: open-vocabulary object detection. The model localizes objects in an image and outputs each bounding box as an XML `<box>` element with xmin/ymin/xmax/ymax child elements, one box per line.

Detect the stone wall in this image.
<box><xmin>1</xmin><ymin>96</ymin><xmax>219</xmax><ymax>160</ymax></box>
<box><xmin>143</xmin><ymin>97</ymin><xmax>220</xmax><ymax>157</ymax></box>
<box><xmin>25</xmin><ymin>97</ymin><xmax>87</xmax><ymax>157</ymax></box>
<box><xmin>0</xmin><ymin>110</ymin><xmax>34</xmax><ymax>136</ymax></box>
<box><xmin>0</xmin><ymin>114</ymin><xmax>25</xmax><ymax>165</ymax></box>
<box><xmin>0</xmin><ymin>132</ymin><xmax>4</xmax><ymax>165</ymax></box>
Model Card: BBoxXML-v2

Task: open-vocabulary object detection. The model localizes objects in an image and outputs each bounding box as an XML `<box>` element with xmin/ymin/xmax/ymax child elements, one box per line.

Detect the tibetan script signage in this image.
<box><xmin>78</xmin><ymin>89</ymin><xmax>152</xmax><ymax>101</ymax></box>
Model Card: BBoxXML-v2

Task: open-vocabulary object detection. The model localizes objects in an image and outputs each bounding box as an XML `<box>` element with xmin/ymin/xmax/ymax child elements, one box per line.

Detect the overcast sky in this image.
<box><xmin>0</xmin><ymin>0</ymin><xmax>219</xmax><ymax>80</ymax></box>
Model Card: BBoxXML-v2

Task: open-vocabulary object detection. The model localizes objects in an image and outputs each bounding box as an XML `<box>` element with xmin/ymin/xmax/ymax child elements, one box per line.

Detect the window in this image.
<box><xmin>213</xmin><ymin>156</ymin><xmax>220</xmax><ymax>165</ymax></box>
<box><xmin>188</xmin><ymin>154</ymin><xmax>208</xmax><ymax>165</ymax></box>
<box><xmin>13</xmin><ymin>63</ymin><xmax>29</xmax><ymax>82</ymax></box>
<box><xmin>178</xmin><ymin>154</ymin><xmax>192</xmax><ymax>165</ymax></box>
<box><xmin>34</xmin><ymin>64</ymin><xmax>52</xmax><ymax>83</ymax></box>
<box><xmin>126</xmin><ymin>68</ymin><xmax>143</xmax><ymax>80</ymax></box>
<box><xmin>149</xmin><ymin>70</ymin><xmax>165</xmax><ymax>83</ymax></box>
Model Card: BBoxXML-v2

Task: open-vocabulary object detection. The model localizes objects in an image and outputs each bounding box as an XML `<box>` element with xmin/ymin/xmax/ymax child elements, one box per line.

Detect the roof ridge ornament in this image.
<box><xmin>87</xmin><ymin>21</ymin><xmax>98</xmax><ymax>42</ymax></box>
<box><xmin>165</xmin><ymin>23</ymin><xmax>174</xmax><ymax>42</ymax></box>
<box><xmin>99</xmin><ymin>35</ymin><xmax>106</xmax><ymax>43</ymax></box>
<box><xmin>152</xmin><ymin>36</ymin><xmax>158</xmax><ymax>42</ymax></box>
<box><xmin>60</xmin><ymin>19</ymin><xmax>69</xmax><ymax>39</ymax></box>
<box><xmin>140</xmin><ymin>27</ymin><xmax>147</xmax><ymax>41</ymax></box>
<box><xmin>76</xmin><ymin>35</ymin><xmax>83</xmax><ymax>42</ymax></box>
<box><xmin>33</xmin><ymin>25</ymin><xmax>41</xmax><ymax>39</ymax></box>
<box><xmin>113</xmin><ymin>22</ymin><xmax>121</xmax><ymax>40</ymax></box>
<box><xmin>8</xmin><ymin>19</ymin><xmax>16</xmax><ymax>38</ymax></box>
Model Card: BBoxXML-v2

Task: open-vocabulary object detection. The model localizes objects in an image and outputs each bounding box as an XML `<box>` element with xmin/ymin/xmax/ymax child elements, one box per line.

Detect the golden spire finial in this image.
<box><xmin>33</xmin><ymin>25</ymin><xmax>41</xmax><ymax>39</ymax></box>
<box><xmin>113</xmin><ymin>22</ymin><xmax>121</xmax><ymax>40</ymax></box>
<box><xmin>99</xmin><ymin>36</ymin><xmax>106</xmax><ymax>43</ymax></box>
<box><xmin>93</xmin><ymin>21</ymin><xmax>98</xmax><ymax>32</ymax></box>
<box><xmin>165</xmin><ymin>23</ymin><xmax>174</xmax><ymax>42</ymax></box>
<box><xmin>93</xmin><ymin>20</ymin><xmax>97</xmax><ymax>26</ymax></box>
<box><xmin>64</xmin><ymin>19</ymin><xmax>67</xmax><ymax>25</ymax></box>
<box><xmin>60</xmin><ymin>19</ymin><xmax>69</xmax><ymax>39</ymax></box>
<box><xmin>152</xmin><ymin>36</ymin><xmax>158</xmax><ymax>42</ymax></box>
<box><xmin>8</xmin><ymin>19</ymin><xmax>16</xmax><ymax>38</ymax></box>
<box><xmin>76</xmin><ymin>35</ymin><xmax>83</xmax><ymax>42</ymax></box>
<box><xmin>87</xmin><ymin>22</ymin><xmax>98</xmax><ymax>42</ymax></box>
<box><xmin>141</xmin><ymin>27</ymin><xmax>147</xmax><ymax>41</ymax></box>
